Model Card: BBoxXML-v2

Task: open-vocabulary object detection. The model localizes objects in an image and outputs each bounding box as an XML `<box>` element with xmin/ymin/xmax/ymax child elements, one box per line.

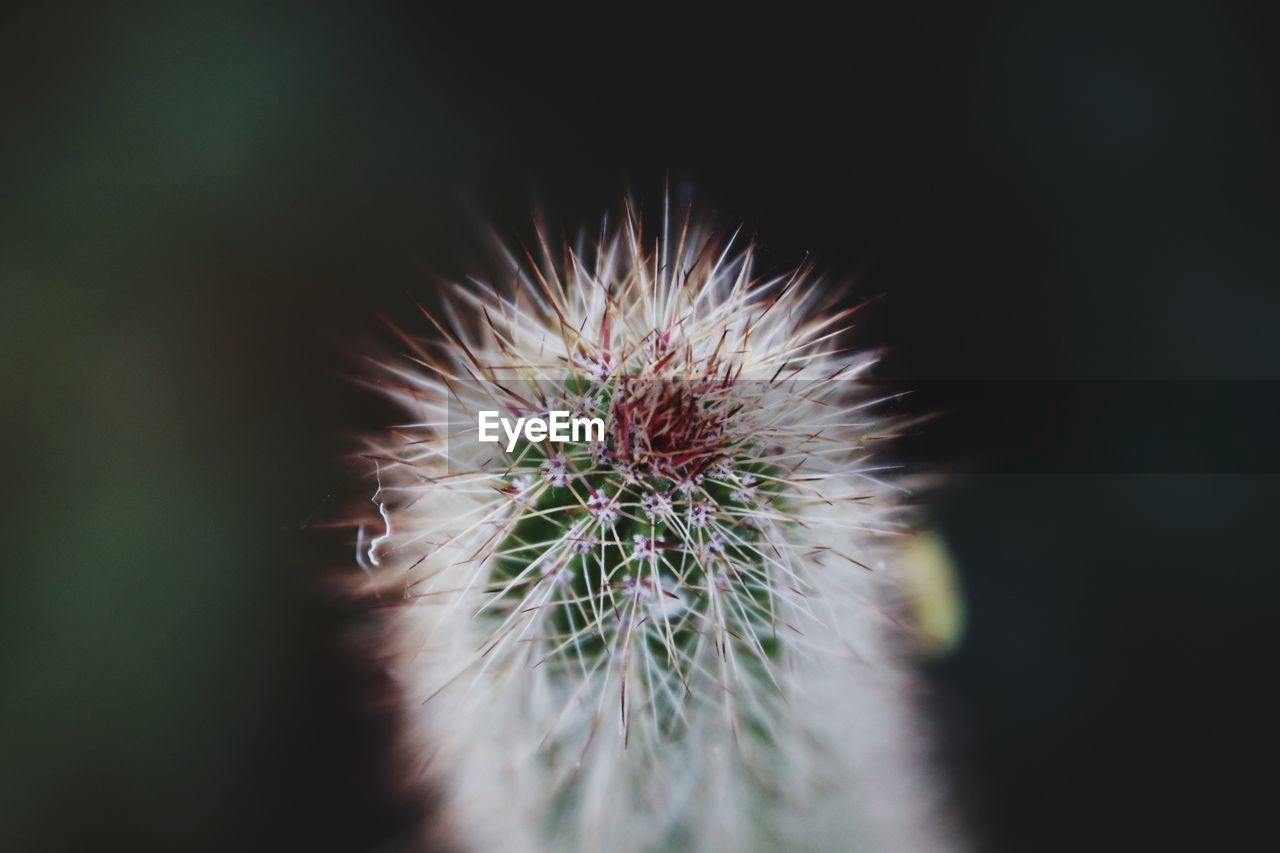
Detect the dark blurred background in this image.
<box><xmin>2</xmin><ymin>2</ymin><xmax>1277</xmax><ymax>851</ymax></box>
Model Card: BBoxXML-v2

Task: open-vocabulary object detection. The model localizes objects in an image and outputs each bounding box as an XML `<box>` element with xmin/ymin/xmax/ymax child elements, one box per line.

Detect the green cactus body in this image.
<box><xmin>366</xmin><ymin>203</ymin><xmax>956</xmax><ymax>853</ymax></box>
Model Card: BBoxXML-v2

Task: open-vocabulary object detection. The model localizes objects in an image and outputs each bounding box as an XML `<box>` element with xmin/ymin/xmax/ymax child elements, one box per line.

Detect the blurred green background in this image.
<box><xmin>2</xmin><ymin>2</ymin><xmax>1277</xmax><ymax>851</ymax></box>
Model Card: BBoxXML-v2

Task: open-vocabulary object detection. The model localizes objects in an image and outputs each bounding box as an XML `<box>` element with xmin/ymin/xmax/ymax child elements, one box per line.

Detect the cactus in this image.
<box><xmin>363</xmin><ymin>201</ymin><xmax>955</xmax><ymax>852</ymax></box>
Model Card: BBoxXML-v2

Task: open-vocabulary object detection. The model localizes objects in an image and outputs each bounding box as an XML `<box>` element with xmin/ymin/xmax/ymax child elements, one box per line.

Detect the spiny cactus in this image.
<box><xmin>362</xmin><ymin>200</ymin><xmax>955</xmax><ymax>852</ymax></box>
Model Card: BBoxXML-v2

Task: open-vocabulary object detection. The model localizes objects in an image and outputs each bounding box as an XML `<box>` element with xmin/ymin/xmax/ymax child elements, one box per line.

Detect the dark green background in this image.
<box><xmin>3</xmin><ymin>2</ymin><xmax>1277</xmax><ymax>851</ymax></box>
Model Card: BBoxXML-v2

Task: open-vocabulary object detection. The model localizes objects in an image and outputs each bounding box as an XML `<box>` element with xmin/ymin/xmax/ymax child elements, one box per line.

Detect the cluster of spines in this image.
<box><xmin>479</xmin><ymin>362</ymin><xmax>789</xmax><ymax>746</ymax></box>
<box><xmin>365</xmin><ymin>200</ymin><xmax>934</xmax><ymax>851</ymax></box>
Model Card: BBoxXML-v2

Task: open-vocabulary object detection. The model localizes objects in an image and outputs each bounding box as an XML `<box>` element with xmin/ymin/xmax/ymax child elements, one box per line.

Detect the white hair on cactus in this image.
<box><xmin>363</xmin><ymin>199</ymin><xmax>957</xmax><ymax>852</ymax></box>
